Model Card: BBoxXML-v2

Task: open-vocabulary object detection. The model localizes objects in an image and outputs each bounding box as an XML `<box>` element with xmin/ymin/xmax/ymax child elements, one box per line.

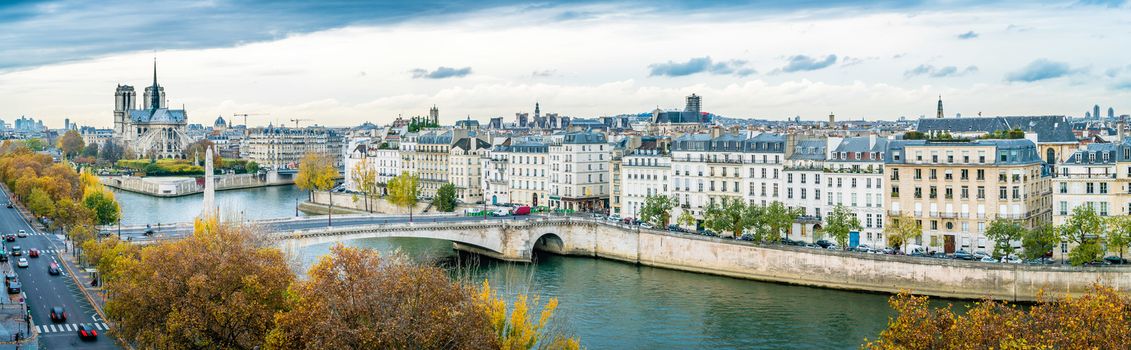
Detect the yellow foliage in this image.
<box><xmin>477</xmin><ymin>280</ymin><xmax>581</xmax><ymax>350</ymax></box>
<box><xmin>294</xmin><ymin>152</ymin><xmax>338</xmax><ymax>192</ymax></box>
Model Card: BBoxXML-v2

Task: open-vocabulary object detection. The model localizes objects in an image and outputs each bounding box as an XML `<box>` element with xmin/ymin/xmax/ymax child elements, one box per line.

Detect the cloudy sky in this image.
<box><xmin>1</xmin><ymin>0</ymin><xmax>1129</xmax><ymax>128</ymax></box>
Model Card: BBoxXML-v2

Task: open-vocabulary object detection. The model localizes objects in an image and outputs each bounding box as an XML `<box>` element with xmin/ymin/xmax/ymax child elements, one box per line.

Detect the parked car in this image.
<box><xmin>48</xmin><ymin>263</ymin><xmax>61</xmax><ymax>276</ymax></box>
<box><xmin>50</xmin><ymin>306</ymin><xmax>66</xmax><ymax>323</ymax></box>
<box><xmin>953</xmin><ymin>250</ymin><xmax>974</xmax><ymax>260</ymax></box>
<box><xmin>853</xmin><ymin>244</ymin><xmax>874</xmax><ymax>253</ymax></box>
<box><xmin>881</xmin><ymin>247</ymin><xmax>897</xmax><ymax>255</ymax></box>
<box><xmin>979</xmin><ymin>256</ymin><xmax>997</xmax><ymax>263</ymax></box>
<box><xmin>491</xmin><ymin>209</ymin><xmax>510</xmax><ymax>217</ymax></box>
<box><xmin>667</xmin><ymin>224</ymin><xmax>683</xmax><ymax>232</ymax></box>
<box><xmin>511</xmin><ymin>206</ymin><xmax>532</xmax><ymax>216</ymax></box>
<box><xmin>6</xmin><ymin>280</ymin><xmax>19</xmax><ymax>294</ymax></box>
<box><xmin>28</xmin><ymin>248</ymin><xmax>38</xmax><ymax>258</ymax></box>
<box><xmin>144</xmin><ymin>228</ymin><xmax>155</xmax><ymax>236</ymax></box>
<box><xmin>16</xmin><ymin>258</ymin><xmax>28</xmax><ymax>268</ymax></box>
<box><xmin>1104</xmin><ymin>256</ymin><xmax>1127</xmax><ymax>265</ymax></box>
<box><xmin>5</xmin><ymin>203</ymin><xmax>11</xmax><ymax>208</ymax></box>
<box><xmin>607</xmin><ymin>214</ymin><xmax>621</xmax><ymax>222</ymax></box>
<box><xmin>1083</xmin><ymin>260</ymin><xmax>1111</xmax><ymax>267</ymax></box>
<box><xmin>16</xmin><ymin>230</ymin><xmax>26</xmax><ymax>238</ymax></box>
<box><xmin>4</xmin><ymin>272</ymin><xmax>15</xmax><ymax>284</ymax></box>
<box><xmin>826</xmin><ymin>244</ymin><xmax>839</xmax><ymax>250</ymax></box>
<box><xmin>738</xmin><ymin>234</ymin><xmax>754</xmax><ymax>241</ymax></box>
<box><xmin>815</xmin><ymin>240</ymin><xmax>832</xmax><ymax>249</ymax></box>
<box><xmin>1003</xmin><ymin>255</ymin><xmax>1023</xmax><ymax>264</ymax></box>
<box><xmin>77</xmin><ymin>324</ymin><xmax>98</xmax><ymax>340</ymax></box>
<box><xmin>700</xmin><ymin>229</ymin><xmax>718</xmax><ymax>237</ymax></box>
<box><xmin>1025</xmin><ymin>258</ymin><xmax>1054</xmax><ymax>265</ymax></box>
<box><xmin>640</xmin><ymin>222</ymin><xmax>654</xmax><ymax>229</ymax></box>
<box><xmin>0</xmin><ymin>251</ymin><xmax>6</xmax><ymax>262</ymax></box>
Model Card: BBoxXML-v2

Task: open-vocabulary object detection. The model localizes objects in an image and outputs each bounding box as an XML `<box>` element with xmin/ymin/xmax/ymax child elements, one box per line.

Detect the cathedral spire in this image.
<box><xmin>150</xmin><ymin>58</ymin><xmax>161</xmax><ymax>110</ymax></box>
<box><xmin>936</xmin><ymin>95</ymin><xmax>943</xmax><ymax>118</ymax></box>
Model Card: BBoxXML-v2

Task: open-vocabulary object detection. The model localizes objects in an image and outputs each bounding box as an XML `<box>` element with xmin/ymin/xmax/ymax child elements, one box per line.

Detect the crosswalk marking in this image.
<box><xmin>35</xmin><ymin>323</ymin><xmax>110</xmax><ymax>334</ymax></box>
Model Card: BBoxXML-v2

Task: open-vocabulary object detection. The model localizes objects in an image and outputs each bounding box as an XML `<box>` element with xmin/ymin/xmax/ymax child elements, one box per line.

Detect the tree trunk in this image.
<box><xmin>328</xmin><ymin>192</ymin><xmax>333</xmax><ymax>227</ymax></box>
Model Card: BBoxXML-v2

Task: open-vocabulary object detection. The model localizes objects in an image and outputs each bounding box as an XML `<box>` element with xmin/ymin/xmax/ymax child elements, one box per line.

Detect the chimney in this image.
<box><xmin>710</xmin><ymin>126</ymin><xmax>722</xmax><ymax>138</ymax></box>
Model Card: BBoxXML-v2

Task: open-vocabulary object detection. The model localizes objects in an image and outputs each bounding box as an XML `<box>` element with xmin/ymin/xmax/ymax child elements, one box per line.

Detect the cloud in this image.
<box><xmin>647</xmin><ymin>57</ymin><xmax>755</xmax><ymax>77</ymax></box>
<box><xmin>1005</xmin><ymin>24</ymin><xmax>1031</xmax><ymax>32</ymax></box>
<box><xmin>1075</xmin><ymin>0</ymin><xmax>1126</xmax><ymax>8</ymax></box>
<box><xmin>532</xmin><ymin>69</ymin><xmax>557</xmax><ymax>77</ymax></box>
<box><xmin>410</xmin><ymin>66</ymin><xmax>472</xmax><ymax>79</ymax></box>
<box><xmin>841</xmin><ymin>56</ymin><xmax>877</xmax><ymax>67</ymax></box>
<box><xmin>904</xmin><ymin>64</ymin><xmax>979</xmax><ymax>78</ymax></box>
<box><xmin>780</xmin><ymin>54</ymin><xmax>837</xmax><ymax>72</ymax></box>
<box><xmin>956</xmin><ymin>31</ymin><xmax>978</xmax><ymax>39</ymax></box>
<box><xmin>1004</xmin><ymin>59</ymin><xmax>1075</xmax><ymax>82</ymax></box>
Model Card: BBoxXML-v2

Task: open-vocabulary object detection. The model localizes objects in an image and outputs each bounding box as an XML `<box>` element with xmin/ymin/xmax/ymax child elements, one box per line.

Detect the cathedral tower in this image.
<box><xmin>936</xmin><ymin>95</ymin><xmax>944</xmax><ymax>118</ymax></box>
<box><xmin>114</xmin><ymin>85</ymin><xmax>136</xmax><ymax>137</ymax></box>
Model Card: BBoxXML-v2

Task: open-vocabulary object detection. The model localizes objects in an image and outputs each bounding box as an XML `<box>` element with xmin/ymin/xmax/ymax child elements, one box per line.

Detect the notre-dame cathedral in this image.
<box><xmin>112</xmin><ymin>61</ymin><xmax>190</xmax><ymax>159</ymax></box>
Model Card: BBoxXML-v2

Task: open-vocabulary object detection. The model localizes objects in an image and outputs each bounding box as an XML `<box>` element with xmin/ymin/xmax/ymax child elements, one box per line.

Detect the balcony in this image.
<box><xmin>928</xmin><ymin>211</ymin><xmax>939</xmax><ymax>218</ymax></box>
<box><xmin>940</xmin><ymin>212</ymin><xmax>957</xmax><ymax>219</ymax></box>
<box><xmin>888</xmin><ymin>209</ymin><xmax>902</xmax><ymax>215</ymax></box>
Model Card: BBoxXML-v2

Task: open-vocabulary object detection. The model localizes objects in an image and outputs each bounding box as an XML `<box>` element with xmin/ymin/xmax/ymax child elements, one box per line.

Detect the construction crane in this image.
<box><xmin>289</xmin><ymin>118</ymin><xmax>312</xmax><ymax>128</ymax></box>
<box><xmin>232</xmin><ymin>113</ymin><xmax>268</xmax><ymax>127</ymax></box>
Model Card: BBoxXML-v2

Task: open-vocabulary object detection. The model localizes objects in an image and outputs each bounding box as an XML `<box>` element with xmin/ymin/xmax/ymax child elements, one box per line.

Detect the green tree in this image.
<box><xmin>435</xmin><ymin>183</ymin><xmax>458</xmax><ymax>212</ymax></box>
<box><xmin>639</xmin><ymin>194</ymin><xmax>674</xmax><ymax>227</ymax></box>
<box><xmin>58</xmin><ymin>130</ymin><xmax>85</xmax><ymax>159</ymax></box>
<box><xmin>761</xmin><ymin>201</ymin><xmax>800</xmax><ymax>242</ymax></box>
<box><xmin>1021</xmin><ymin>223</ymin><xmax>1058</xmax><ymax>260</ymax></box>
<box><xmin>388</xmin><ymin>172</ymin><xmax>420</xmax><ymax>221</ymax></box>
<box><xmin>824</xmin><ymin>204</ymin><xmax>861</xmax><ymax>249</ymax></box>
<box><xmin>1060</xmin><ymin>205</ymin><xmax>1105</xmax><ymax>266</ymax></box>
<box><xmin>1107</xmin><ymin>216</ymin><xmax>1131</xmax><ymax>261</ymax></box>
<box><xmin>676</xmin><ymin>210</ymin><xmax>696</xmax><ymax>229</ymax></box>
<box><xmin>703</xmin><ymin>198</ymin><xmax>745</xmax><ymax>237</ymax></box>
<box><xmin>27</xmin><ymin>187</ymin><xmax>55</xmax><ymax>218</ymax></box>
<box><xmin>885</xmin><ymin>214</ymin><xmax>922</xmax><ymax>251</ymax></box>
<box><xmin>295</xmin><ymin>152</ymin><xmax>340</xmax><ymax>225</ymax></box>
<box><xmin>81</xmin><ymin>143</ymin><xmax>99</xmax><ymax>158</ymax></box>
<box><xmin>740</xmin><ymin>204</ymin><xmax>765</xmax><ymax>239</ymax></box>
<box><xmin>244</xmin><ymin>161</ymin><xmax>260</xmax><ymax>174</ymax></box>
<box><xmin>82</xmin><ymin>190</ymin><xmax>121</xmax><ymax>226</ymax></box>
<box><xmin>99</xmin><ymin>140</ymin><xmax>124</xmax><ymax>162</ymax></box>
<box><xmin>23</xmin><ymin>138</ymin><xmax>46</xmax><ymax>152</ymax></box>
<box><xmin>984</xmin><ymin>218</ymin><xmax>1025</xmax><ymax>258</ymax></box>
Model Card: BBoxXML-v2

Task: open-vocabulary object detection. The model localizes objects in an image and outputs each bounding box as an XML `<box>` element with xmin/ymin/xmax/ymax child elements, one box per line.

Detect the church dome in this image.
<box><xmin>214</xmin><ymin>116</ymin><xmax>227</xmax><ymax>127</ymax></box>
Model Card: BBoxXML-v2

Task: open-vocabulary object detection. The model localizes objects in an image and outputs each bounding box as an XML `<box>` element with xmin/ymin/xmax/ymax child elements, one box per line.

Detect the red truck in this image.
<box><xmin>511</xmin><ymin>206</ymin><xmax>531</xmax><ymax>216</ymax></box>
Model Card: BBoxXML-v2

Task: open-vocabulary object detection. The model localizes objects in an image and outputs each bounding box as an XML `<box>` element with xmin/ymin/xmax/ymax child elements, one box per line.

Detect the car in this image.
<box><xmin>0</xmin><ymin>252</ymin><xmax>7</xmax><ymax>262</ymax></box>
<box><xmin>979</xmin><ymin>256</ymin><xmax>997</xmax><ymax>263</ymax></box>
<box><xmin>3</xmin><ymin>272</ymin><xmax>15</xmax><ymax>284</ymax></box>
<box><xmin>6</xmin><ymin>281</ymin><xmax>19</xmax><ymax>294</ymax></box>
<box><xmin>640</xmin><ymin>222</ymin><xmax>654</xmax><ymax>229</ymax></box>
<box><xmin>511</xmin><ymin>206</ymin><xmax>532</xmax><ymax>216</ymax></box>
<box><xmin>10</xmin><ymin>246</ymin><xmax>20</xmax><ymax>256</ymax></box>
<box><xmin>48</xmin><ymin>263</ymin><xmax>61</xmax><ymax>276</ymax></box>
<box><xmin>953</xmin><ymin>250</ymin><xmax>974</xmax><ymax>260</ymax></box>
<box><xmin>77</xmin><ymin>324</ymin><xmax>98</xmax><ymax>339</ymax></box>
<box><xmin>700</xmin><ymin>229</ymin><xmax>718</xmax><ymax>237</ymax></box>
<box><xmin>3</xmin><ymin>235</ymin><xmax>13</xmax><ymax>242</ymax></box>
<box><xmin>1003</xmin><ymin>256</ymin><xmax>1023</xmax><ymax>264</ymax></box>
<box><xmin>144</xmin><ymin>228</ymin><xmax>155</xmax><ymax>236</ymax></box>
<box><xmin>826</xmin><ymin>244</ymin><xmax>840</xmax><ymax>250</ymax></box>
<box><xmin>881</xmin><ymin>247</ymin><xmax>897</xmax><ymax>255</ymax></box>
<box><xmin>815</xmin><ymin>240</ymin><xmax>832</xmax><ymax>249</ymax></box>
<box><xmin>28</xmin><ymin>248</ymin><xmax>38</xmax><ymax>258</ymax></box>
<box><xmin>16</xmin><ymin>230</ymin><xmax>26</xmax><ymax>238</ymax></box>
<box><xmin>667</xmin><ymin>224</ymin><xmax>682</xmax><ymax>232</ymax></box>
<box><xmin>1104</xmin><ymin>256</ymin><xmax>1127</xmax><ymax>265</ymax></box>
<box><xmin>50</xmin><ymin>306</ymin><xmax>66</xmax><ymax>323</ymax></box>
<box><xmin>1025</xmin><ymin>258</ymin><xmax>1054</xmax><ymax>265</ymax></box>
<box><xmin>16</xmin><ymin>258</ymin><xmax>27</xmax><ymax>268</ymax></box>
<box><xmin>5</xmin><ymin>203</ymin><xmax>11</xmax><ymax>208</ymax></box>
<box><xmin>491</xmin><ymin>209</ymin><xmax>510</xmax><ymax>217</ymax></box>
<box><xmin>607</xmin><ymin>214</ymin><xmax>621</xmax><ymax>222</ymax></box>
<box><xmin>1083</xmin><ymin>260</ymin><xmax>1111</xmax><ymax>267</ymax></box>
<box><xmin>738</xmin><ymin>234</ymin><xmax>755</xmax><ymax>241</ymax></box>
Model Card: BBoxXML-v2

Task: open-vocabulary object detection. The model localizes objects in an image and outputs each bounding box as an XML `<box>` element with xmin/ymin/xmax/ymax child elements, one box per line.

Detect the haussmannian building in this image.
<box><xmin>885</xmin><ymin>139</ymin><xmax>1052</xmax><ymax>254</ymax></box>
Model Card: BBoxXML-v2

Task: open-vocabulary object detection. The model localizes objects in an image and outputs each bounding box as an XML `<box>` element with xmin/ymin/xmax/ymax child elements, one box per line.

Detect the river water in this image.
<box><xmin>117</xmin><ymin>185</ymin><xmax>897</xmax><ymax>349</ymax></box>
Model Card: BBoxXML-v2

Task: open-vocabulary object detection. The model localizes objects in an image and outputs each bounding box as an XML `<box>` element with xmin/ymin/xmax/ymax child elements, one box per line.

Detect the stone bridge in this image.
<box><xmin>275</xmin><ymin>218</ymin><xmax>623</xmax><ymax>262</ymax></box>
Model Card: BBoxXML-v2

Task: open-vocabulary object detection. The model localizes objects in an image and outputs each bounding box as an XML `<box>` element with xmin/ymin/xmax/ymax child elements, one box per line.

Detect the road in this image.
<box><xmin>0</xmin><ymin>187</ymin><xmax>119</xmax><ymax>349</ymax></box>
<box><xmin>107</xmin><ymin>212</ymin><xmax>552</xmax><ymax>240</ymax></box>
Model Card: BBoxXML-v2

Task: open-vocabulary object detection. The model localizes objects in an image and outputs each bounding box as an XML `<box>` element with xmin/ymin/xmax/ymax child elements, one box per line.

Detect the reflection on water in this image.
<box><xmin>300</xmin><ymin>237</ymin><xmax>899</xmax><ymax>350</ymax></box>
<box><xmin>113</xmin><ymin>185</ymin><xmax>309</xmax><ymax>225</ymax></box>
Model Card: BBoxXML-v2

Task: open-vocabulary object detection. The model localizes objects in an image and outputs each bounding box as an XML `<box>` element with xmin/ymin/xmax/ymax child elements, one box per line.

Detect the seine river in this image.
<box><xmin>116</xmin><ymin>185</ymin><xmax>897</xmax><ymax>349</ymax></box>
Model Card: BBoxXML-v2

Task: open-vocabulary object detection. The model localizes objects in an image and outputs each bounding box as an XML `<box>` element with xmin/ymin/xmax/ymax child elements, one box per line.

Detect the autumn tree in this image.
<box><xmin>349</xmin><ymin>158</ymin><xmax>378</xmax><ymax>212</ymax></box>
<box><xmin>184</xmin><ymin>139</ymin><xmax>221</xmax><ymax>167</ymax></box>
<box><xmin>81</xmin><ymin>143</ymin><xmax>99</xmax><ymax>158</ymax></box>
<box><xmin>639</xmin><ymin>194</ymin><xmax>675</xmax><ymax>227</ymax></box>
<box><xmin>82</xmin><ymin>236</ymin><xmax>140</xmax><ymax>285</ymax></box>
<box><xmin>27</xmin><ymin>188</ymin><xmax>55</xmax><ymax>218</ymax></box>
<box><xmin>59</xmin><ymin>130</ymin><xmax>85</xmax><ymax>159</ymax></box>
<box><xmin>1060</xmin><ymin>205</ymin><xmax>1105</xmax><ymax>265</ymax></box>
<box><xmin>885</xmin><ymin>214</ymin><xmax>922</xmax><ymax>251</ymax></box>
<box><xmin>295</xmin><ymin>152</ymin><xmax>339</xmax><ymax>224</ymax></box>
<box><xmin>824</xmin><ymin>204</ymin><xmax>861</xmax><ymax>249</ymax></box>
<box><xmin>478</xmin><ymin>281</ymin><xmax>580</xmax><ymax>350</ymax></box>
<box><xmin>388</xmin><ymin>172</ymin><xmax>420</xmax><ymax>221</ymax></box>
<box><xmin>82</xmin><ymin>189</ymin><xmax>120</xmax><ymax>226</ymax></box>
<box><xmin>99</xmin><ymin>140</ymin><xmax>124</xmax><ymax>163</ymax></box>
<box><xmin>984</xmin><ymin>218</ymin><xmax>1024</xmax><ymax>258</ymax></box>
<box><xmin>106</xmin><ymin>219</ymin><xmax>293</xmax><ymax>349</ymax></box>
<box><xmin>676</xmin><ymin>210</ymin><xmax>696</xmax><ymax>229</ymax></box>
<box><xmin>864</xmin><ymin>285</ymin><xmax>1131</xmax><ymax>349</ymax></box>
<box><xmin>432</xmin><ymin>183</ymin><xmax>458</xmax><ymax>212</ymax></box>
<box><xmin>265</xmin><ymin>245</ymin><xmax>497</xmax><ymax>349</ymax></box>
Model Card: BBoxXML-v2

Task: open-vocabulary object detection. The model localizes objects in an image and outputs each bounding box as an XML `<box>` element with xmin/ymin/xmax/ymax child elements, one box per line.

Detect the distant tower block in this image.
<box><xmin>937</xmin><ymin>95</ymin><xmax>944</xmax><ymax>118</ymax></box>
<box><xmin>202</xmin><ymin>146</ymin><xmax>216</xmax><ymax>218</ymax></box>
<box><xmin>829</xmin><ymin>113</ymin><xmax>835</xmax><ymax>125</ymax></box>
<box><xmin>685</xmin><ymin>94</ymin><xmax>701</xmax><ymax>115</ymax></box>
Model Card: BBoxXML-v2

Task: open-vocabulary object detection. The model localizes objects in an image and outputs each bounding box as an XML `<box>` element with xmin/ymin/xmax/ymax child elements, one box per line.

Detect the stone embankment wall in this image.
<box><xmin>307</xmin><ymin>191</ymin><xmax>476</xmax><ymax>215</ymax></box>
<box><xmin>101</xmin><ymin>174</ymin><xmax>286</xmax><ymax>197</ymax></box>
<box><xmin>534</xmin><ymin>223</ymin><xmax>1131</xmax><ymax>302</ymax></box>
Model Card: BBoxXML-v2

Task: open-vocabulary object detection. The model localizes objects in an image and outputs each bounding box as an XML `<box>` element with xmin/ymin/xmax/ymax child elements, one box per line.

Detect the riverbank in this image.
<box><xmin>100</xmin><ymin>173</ymin><xmax>291</xmax><ymax>197</ymax></box>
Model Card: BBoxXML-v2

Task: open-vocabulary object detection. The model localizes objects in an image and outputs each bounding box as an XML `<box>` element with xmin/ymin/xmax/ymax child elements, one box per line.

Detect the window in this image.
<box><xmin>914</xmin><ymin>187</ymin><xmax>922</xmax><ymax>198</ymax></box>
<box><xmin>1060</xmin><ymin>182</ymin><xmax>1068</xmax><ymax>194</ymax></box>
<box><xmin>960</xmin><ymin>169</ymin><xmax>969</xmax><ymax>180</ymax></box>
<box><xmin>977</xmin><ymin>186</ymin><xmax>986</xmax><ymax>199</ymax></box>
<box><xmin>960</xmin><ymin>186</ymin><xmax>969</xmax><ymax>199</ymax></box>
<box><xmin>976</xmin><ymin>169</ymin><xmax>985</xmax><ymax>180</ymax></box>
<box><xmin>1087</xmin><ymin>183</ymin><xmax>1095</xmax><ymax>194</ymax></box>
<box><xmin>914</xmin><ymin>169</ymin><xmax>922</xmax><ymax>180</ymax></box>
<box><xmin>1101</xmin><ymin>183</ymin><xmax>1109</xmax><ymax>194</ymax></box>
<box><xmin>999</xmin><ymin>186</ymin><xmax>1007</xmax><ymax>200</ymax></box>
<box><xmin>1060</xmin><ymin>201</ymin><xmax>1068</xmax><ymax>215</ymax></box>
<box><xmin>931</xmin><ymin>220</ymin><xmax>938</xmax><ymax>230</ymax></box>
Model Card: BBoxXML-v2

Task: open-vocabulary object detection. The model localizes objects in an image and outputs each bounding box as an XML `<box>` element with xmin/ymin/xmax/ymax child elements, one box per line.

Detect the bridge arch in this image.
<box><xmin>532</xmin><ymin>232</ymin><xmax>565</xmax><ymax>255</ymax></box>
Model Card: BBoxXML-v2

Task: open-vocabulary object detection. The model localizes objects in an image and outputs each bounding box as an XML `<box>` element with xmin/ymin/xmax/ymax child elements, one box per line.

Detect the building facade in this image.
<box><xmin>548</xmin><ymin>132</ymin><xmax>610</xmax><ymax>212</ymax></box>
